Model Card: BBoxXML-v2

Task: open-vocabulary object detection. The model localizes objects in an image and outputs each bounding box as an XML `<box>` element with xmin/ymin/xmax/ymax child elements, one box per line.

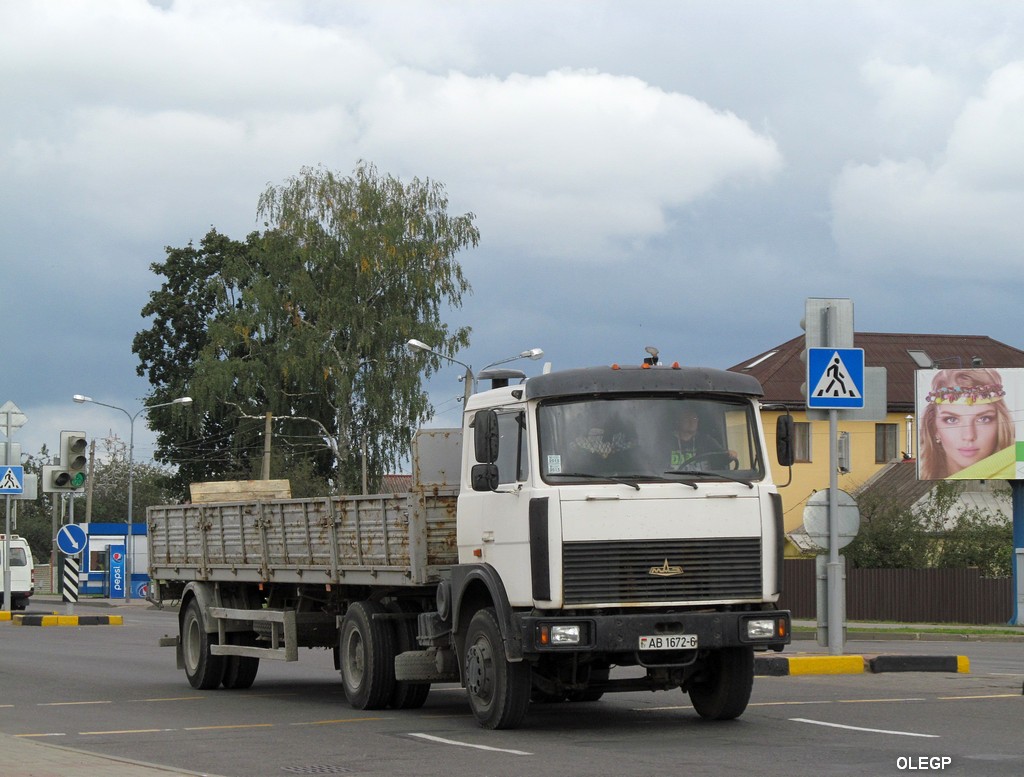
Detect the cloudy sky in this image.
<box><xmin>3</xmin><ymin>0</ymin><xmax>1024</xmax><ymax>470</ymax></box>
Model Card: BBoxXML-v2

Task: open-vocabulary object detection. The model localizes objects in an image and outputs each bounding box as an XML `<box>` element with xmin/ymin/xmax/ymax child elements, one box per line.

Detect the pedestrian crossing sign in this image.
<box><xmin>807</xmin><ymin>347</ymin><xmax>865</xmax><ymax>409</ymax></box>
<box><xmin>0</xmin><ymin>465</ymin><xmax>24</xmax><ymax>494</ymax></box>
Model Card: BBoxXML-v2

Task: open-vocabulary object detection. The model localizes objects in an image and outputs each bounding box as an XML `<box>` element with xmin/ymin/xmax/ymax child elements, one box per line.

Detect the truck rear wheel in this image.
<box><xmin>463</xmin><ymin>607</ymin><xmax>531</xmax><ymax>730</ymax></box>
<box><xmin>181</xmin><ymin>599</ymin><xmax>225</xmax><ymax>690</ymax></box>
<box><xmin>687</xmin><ymin>647</ymin><xmax>754</xmax><ymax>720</ymax></box>
<box><xmin>222</xmin><ymin>632</ymin><xmax>260</xmax><ymax>690</ymax></box>
<box><xmin>340</xmin><ymin>600</ymin><xmax>395</xmax><ymax>710</ymax></box>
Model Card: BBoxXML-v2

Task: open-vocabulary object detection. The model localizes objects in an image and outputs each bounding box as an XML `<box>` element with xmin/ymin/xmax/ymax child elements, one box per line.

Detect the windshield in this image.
<box><xmin>537</xmin><ymin>396</ymin><xmax>764</xmax><ymax>484</ymax></box>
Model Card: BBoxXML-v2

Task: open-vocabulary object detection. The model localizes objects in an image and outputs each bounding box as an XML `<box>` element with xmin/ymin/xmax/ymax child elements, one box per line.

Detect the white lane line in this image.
<box><xmin>790</xmin><ymin>718</ymin><xmax>939</xmax><ymax>738</ymax></box>
<box><xmin>409</xmin><ymin>733</ymin><xmax>533</xmax><ymax>755</ymax></box>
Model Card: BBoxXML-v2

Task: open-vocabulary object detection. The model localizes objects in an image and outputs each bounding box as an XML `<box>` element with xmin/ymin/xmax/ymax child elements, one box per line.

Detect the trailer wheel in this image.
<box><xmin>463</xmin><ymin>607</ymin><xmax>531</xmax><ymax>730</ymax></box>
<box><xmin>387</xmin><ymin>601</ymin><xmax>430</xmax><ymax>710</ymax></box>
<box><xmin>181</xmin><ymin>599</ymin><xmax>225</xmax><ymax>690</ymax></box>
<box><xmin>687</xmin><ymin>647</ymin><xmax>754</xmax><ymax>721</ymax></box>
<box><xmin>339</xmin><ymin>600</ymin><xmax>395</xmax><ymax>710</ymax></box>
<box><xmin>222</xmin><ymin>632</ymin><xmax>260</xmax><ymax>690</ymax></box>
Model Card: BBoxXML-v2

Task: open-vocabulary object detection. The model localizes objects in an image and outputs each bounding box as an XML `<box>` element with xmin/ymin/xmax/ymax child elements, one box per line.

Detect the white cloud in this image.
<box><xmin>830</xmin><ymin>61</ymin><xmax>1024</xmax><ymax>273</ymax></box>
<box><xmin>360</xmin><ymin>68</ymin><xmax>782</xmax><ymax>257</ymax></box>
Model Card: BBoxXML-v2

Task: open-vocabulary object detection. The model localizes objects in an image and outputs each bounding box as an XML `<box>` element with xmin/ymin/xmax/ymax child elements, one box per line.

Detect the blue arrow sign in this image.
<box><xmin>57</xmin><ymin>523</ymin><xmax>88</xmax><ymax>556</ymax></box>
<box><xmin>807</xmin><ymin>347</ymin><xmax>866</xmax><ymax>409</ymax></box>
<box><xmin>0</xmin><ymin>465</ymin><xmax>24</xmax><ymax>494</ymax></box>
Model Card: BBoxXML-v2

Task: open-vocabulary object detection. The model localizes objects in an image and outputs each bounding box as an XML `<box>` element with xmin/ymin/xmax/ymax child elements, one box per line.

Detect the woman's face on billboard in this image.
<box><xmin>934</xmin><ymin>404</ymin><xmax>1000</xmax><ymax>473</ymax></box>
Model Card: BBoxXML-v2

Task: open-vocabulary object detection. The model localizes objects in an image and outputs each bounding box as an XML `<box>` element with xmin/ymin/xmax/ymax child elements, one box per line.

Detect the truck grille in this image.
<box><xmin>562</xmin><ymin>538</ymin><xmax>762</xmax><ymax>605</ymax></box>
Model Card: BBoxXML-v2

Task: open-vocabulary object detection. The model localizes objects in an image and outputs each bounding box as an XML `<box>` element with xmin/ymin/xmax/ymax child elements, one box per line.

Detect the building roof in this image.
<box><xmin>851</xmin><ymin>458</ymin><xmax>934</xmax><ymax>511</ymax></box>
<box><xmin>852</xmin><ymin>459</ymin><xmax>1011</xmax><ymax>526</ymax></box>
<box><xmin>728</xmin><ymin>333</ymin><xmax>1024</xmax><ymax>411</ymax></box>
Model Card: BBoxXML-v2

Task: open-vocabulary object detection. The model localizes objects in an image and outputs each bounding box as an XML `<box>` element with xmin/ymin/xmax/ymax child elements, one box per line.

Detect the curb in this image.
<box><xmin>755</xmin><ymin>653</ymin><xmax>970</xmax><ymax>676</ymax></box>
<box><xmin>11</xmin><ymin>614</ymin><xmax>124</xmax><ymax>627</ymax></box>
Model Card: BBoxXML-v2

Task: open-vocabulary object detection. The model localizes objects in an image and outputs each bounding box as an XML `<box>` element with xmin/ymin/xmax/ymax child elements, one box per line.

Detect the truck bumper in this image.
<box><xmin>516</xmin><ymin>610</ymin><xmax>790</xmax><ymax>656</ymax></box>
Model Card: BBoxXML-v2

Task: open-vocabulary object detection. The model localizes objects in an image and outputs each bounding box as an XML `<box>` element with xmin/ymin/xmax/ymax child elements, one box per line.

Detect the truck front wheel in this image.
<box><xmin>181</xmin><ymin>599</ymin><xmax>225</xmax><ymax>690</ymax></box>
<box><xmin>687</xmin><ymin>647</ymin><xmax>754</xmax><ymax>721</ymax></box>
<box><xmin>463</xmin><ymin>607</ymin><xmax>531</xmax><ymax>730</ymax></box>
<box><xmin>339</xmin><ymin>600</ymin><xmax>395</xmax><ymax>710</ymax></box>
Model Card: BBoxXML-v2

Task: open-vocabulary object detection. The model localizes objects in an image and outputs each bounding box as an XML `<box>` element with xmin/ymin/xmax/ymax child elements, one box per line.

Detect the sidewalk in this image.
<box><xmin>1</xmin><ymin>733</ymin><xmax>223</xmax><ymax>777</ymax></box>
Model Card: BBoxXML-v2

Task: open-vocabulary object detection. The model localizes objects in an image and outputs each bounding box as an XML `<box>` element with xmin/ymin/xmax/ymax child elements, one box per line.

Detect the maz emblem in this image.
<box><xmin>649</xmin><ymin>558</ymin><xmax>684</xmax><ymax>577</ymax></box>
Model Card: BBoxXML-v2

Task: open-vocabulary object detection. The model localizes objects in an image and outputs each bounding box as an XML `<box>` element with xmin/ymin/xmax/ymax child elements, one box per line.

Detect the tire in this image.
<box><xmin>222</xmin><ymin>632</ymin><xmax>260</xmax><ymax>690</ymax></box>
<box><xmin>339</xmin><ymin>600</ymin><xmax>395</xmax><ymax>710</ymax></box>
<box><xmin>463</xmin><ymin>607</ymin><xmax>531</xmax><ymax>730</ymax></box>
<box><xmin>387</xmin><ymin>601</ymin><xmax>430</xmax><ymax>710</ymax></box>
<box><xmin>181</xmin><ymin>599</ymin><xmax>225</xmax><ymax>690</ymax></box>
<box><xmin>687</xmin><ymin>647</ymin><xmax>754</xmax><ymax>721</ymax></box>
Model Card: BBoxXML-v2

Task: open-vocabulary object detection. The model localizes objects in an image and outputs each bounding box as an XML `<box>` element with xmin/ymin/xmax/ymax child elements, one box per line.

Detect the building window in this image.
<box><xmin>794</xmin><ymin>422</ymin><xmax>811</xmax><ymax>463</ymax></box>
<box><xmin>875</xmin><ymin>423</ymin><xmax>898</xmax><ymax>463</ymax></box>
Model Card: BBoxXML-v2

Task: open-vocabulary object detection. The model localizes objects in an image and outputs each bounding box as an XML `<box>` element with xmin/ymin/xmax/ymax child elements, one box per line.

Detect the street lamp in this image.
<box><xmin>72</xmin><ymin>394</ymin><xmax>192</xmax><ymax>600</ymax></box>
<box><xmin>481</xmin><ymin>348</ymin><xmax>544</xmax><ymax>373</ymax></box>
<box><xmin>406</xmin><ymin>339</ymin><xmax>476</xmax><ymax>405</ymax></box>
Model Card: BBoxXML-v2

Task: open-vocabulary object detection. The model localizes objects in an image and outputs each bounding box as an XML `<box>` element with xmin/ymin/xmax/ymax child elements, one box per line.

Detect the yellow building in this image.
<box><xmin>727</xmin><ymin>333</ymin><xmax>1024</xmax><ymax>542</ymax></box>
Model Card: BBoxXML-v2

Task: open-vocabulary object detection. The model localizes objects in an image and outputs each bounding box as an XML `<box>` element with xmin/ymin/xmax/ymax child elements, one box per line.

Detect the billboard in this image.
<box><xmin>915</xmin><ymin>367</ymin><xmax>1024</xmax><ymax>480</ymax></box>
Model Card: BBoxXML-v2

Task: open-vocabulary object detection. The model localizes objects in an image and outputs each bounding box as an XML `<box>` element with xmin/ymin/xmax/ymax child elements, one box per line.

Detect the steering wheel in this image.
<box><xmin>678</xmin><ymin>450</ymin><xmax>740</xmax><ymax>470</ymax></box>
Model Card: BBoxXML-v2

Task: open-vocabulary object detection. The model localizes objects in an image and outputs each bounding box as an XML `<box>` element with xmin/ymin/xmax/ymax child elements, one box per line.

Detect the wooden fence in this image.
<box><xmin>779</xmin><ymin>559</ymin><xmax>1014</xmax><ymax>625</ymax></box>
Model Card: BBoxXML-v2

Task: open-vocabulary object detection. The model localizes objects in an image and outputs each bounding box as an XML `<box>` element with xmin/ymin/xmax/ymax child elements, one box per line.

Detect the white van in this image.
<box><xmin>0</xmin><ymin>535</ymin><xmax>35</xmax><ymax>610</ymax></box>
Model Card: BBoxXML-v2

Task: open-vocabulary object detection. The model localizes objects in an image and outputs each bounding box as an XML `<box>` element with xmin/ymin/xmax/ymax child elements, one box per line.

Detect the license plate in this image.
<box><xmin>638</xmin><ymin>634</ymin><xmax>698</xmax><ymax>650</ymax></box>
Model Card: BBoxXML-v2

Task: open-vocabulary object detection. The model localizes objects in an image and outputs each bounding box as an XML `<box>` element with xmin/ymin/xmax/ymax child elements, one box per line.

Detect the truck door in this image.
<box><xmin>458</xmin><ymin>407</ymin><xmax>540</xmax><ymax>607</ymax></box>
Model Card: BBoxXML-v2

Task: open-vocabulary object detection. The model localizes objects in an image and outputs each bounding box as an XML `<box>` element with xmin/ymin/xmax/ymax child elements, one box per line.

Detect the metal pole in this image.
<box><xmin>827</xmin><ymin>408</ymin><xmax>844</xmax><ymax>654</ymax></box>
<box><xmin>3</xmin><ymin>495</ymin><xmax>10</xmax><ymax>612</ymax></box>
<box><xmin>3</xmin><ymin>412</ymin><xmax>12</xmax><ymax>612</ymax></box>
<box><xmin>1011</xmin><ymin>480</ymin><xmax>1024</xmax><ymax>625</ymax></box>
<box><xmin>126</xmin><ymin>411</ymin><xmax>137</xmax><ymax>601</ymax></box>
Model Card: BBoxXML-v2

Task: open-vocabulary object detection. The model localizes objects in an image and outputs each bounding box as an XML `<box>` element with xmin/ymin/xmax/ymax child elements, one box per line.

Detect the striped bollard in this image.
<box><xmin>63</xmin><ymin>554</ymin><xmax>80</xmax><ymax>614</ymax></box>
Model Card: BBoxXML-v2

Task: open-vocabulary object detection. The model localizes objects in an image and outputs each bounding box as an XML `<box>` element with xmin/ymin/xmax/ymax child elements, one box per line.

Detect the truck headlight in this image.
<box><xmin>746</xmin><ymin>618</ymin><xmax>778</xmax><ymax>640</ymax></box>
<box><xmin>539</xmin><ymin>623</ymin><xmax>582</xmax><ymax>646</ymax></box>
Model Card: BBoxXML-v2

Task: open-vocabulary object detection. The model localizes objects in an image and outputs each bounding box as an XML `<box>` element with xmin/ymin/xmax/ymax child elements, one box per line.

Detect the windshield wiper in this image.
<box><xmin>664</xmin><ymin>470</ymin><xmax>754</xmax><ymax>489</ymax></box>
<box><xmin>548</xmin><ymin>472</ymin><xmax>641</xmax><ymax>491</ymax></box>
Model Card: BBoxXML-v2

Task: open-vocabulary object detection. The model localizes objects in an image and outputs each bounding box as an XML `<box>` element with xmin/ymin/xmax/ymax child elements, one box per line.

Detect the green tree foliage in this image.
<box><xmin>132</xmin><ymin>229</ymin><xmax>261</xmax><ymax>495</ymax></box>
<box><xmin>844</xmin><ymin>481</ymin><xmax>1013</xmax><ymax>577</ymax></box>
<box><xmin>135</xmin><ymin>162</ymin><xmax>477</xmax><ymax>496</ymax></box>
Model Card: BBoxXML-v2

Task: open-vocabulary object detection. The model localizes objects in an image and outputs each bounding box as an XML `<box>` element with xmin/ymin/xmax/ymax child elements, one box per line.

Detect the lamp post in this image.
<box><xmin>481</xmin><ymin>348</ymin><xmax>544</xmax><ymax>373</ymax></box>
<box><xmin>73</xmin><ymin>394</ymin><xmax>192</xmax><ymax>600</ymax></box>
<box><xmin>407</xmin><ymin>339</ymin><xmax>476</xmax><ymax>405</ymax></box>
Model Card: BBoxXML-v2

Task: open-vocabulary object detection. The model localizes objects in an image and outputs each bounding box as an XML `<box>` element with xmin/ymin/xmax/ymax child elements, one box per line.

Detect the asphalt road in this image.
<box><xmin>1</xmin><ymin>606</ymin><xmax>1022</xmax><ymax>776</ymax></box>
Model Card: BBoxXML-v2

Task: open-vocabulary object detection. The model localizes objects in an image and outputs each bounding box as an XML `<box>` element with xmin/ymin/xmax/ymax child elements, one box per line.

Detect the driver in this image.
<box><xmin>669</xmin><ymin>407</ymin><xmax>731</xmax><ymax>470</ymax></box>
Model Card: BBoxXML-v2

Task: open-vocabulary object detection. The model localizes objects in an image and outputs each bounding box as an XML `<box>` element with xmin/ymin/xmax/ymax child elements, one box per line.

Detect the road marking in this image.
<box><xmin>790</xmin><ymin>718</ymin><xmax>939</xmax><ymax>738</ymax></box>
<box><xmin>15</xmin><ymin>733</ymin><xmax>66</xmax><ymax>738</ymax></box>
<box><xmin>184</xmin><ymin>723</ymin><xmax>275</xmax><ymax>731</ymax></box>
<box><xmin>409</xmin><ymin>733</ymin><xmax>533</xmax><ymax>755</ymax></box>
<box><xmin>837</xmin><ymin>698</ymin><xmax>927</xmax><ymax>704</ymax></box>
<box><xmin>291</xmin><ymin>717</ymin><xmax>388</xmax><ymax>726</ymax></box>
<box><xmin>938</xmin><ymin>693</ymin><xmax>1021</xmax><ymax>700</ymax></box>
<box><xmin>138</xmin><ymin>696</ymin><xmax>205</xmax><ymax>702</ymax></box>
<box><xmin>81</xmin><ymin>728</ymin><xmax>175</xmax><ymax>736</ymax></box>
<box><xmin>37</xmin><ymin>700</ymin><xmax>112</xmax><ymax>707</ymax></box>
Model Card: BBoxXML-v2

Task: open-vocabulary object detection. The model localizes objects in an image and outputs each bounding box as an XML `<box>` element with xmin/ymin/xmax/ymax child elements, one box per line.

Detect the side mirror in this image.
<box><xmin>472</xmin><ymin>409</ymin><xmax>499</xmax><ymax>464</ymax></box>
<box><xmin>471</xmin><ymin>463</ymin><xmax>499</xmax><ymax>492</ymax></box>
<box><xmin>776</xmin><ymin>414</ymin><xmax>795</xmax><ymax>467</ymax></box>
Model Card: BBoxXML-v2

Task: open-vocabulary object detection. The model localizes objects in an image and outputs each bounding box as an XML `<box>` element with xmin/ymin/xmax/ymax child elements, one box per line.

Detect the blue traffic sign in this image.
<box><xmin>0</xmin><ymin>465</ymin><xmax>24</xmax><ymax>494</ymax></box>
<box><xmin>56</xmin><ymin>523</ymin><xmax>88</xmax><ymax>556</ymax></box>
<box><xmin>807</xmin><ymin>347</ymin><xmax>865</xmax><ymax>409</ymax></box>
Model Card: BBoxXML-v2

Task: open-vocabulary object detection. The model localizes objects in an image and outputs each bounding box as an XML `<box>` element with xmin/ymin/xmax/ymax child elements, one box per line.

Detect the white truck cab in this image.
<box><xmin>1</xmin><ymin>534</ymin><xmax>35</xmax><ymax>610</ymax></box>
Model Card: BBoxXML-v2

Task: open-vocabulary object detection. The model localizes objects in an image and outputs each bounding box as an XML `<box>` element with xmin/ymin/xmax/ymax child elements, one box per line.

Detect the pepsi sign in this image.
<box><xmin>109</xmin><ymin>545</ymin><xmax>126</xmax><ymax>599</ymax></box>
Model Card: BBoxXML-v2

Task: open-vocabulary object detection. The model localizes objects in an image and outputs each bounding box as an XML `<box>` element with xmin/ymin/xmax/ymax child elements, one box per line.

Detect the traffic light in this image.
<box><xmin>51</xmin><ymin>431</ymin><xmax>88</xmax><ymax>490</ymax></box>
